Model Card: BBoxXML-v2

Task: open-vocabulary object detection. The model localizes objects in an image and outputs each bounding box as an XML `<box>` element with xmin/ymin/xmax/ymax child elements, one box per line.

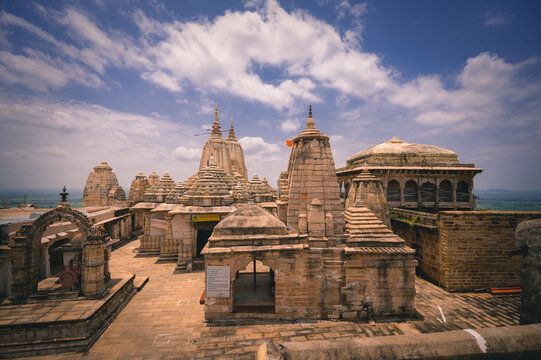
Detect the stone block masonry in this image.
<box><xmin>392</xmin><ymin>210</ymin><xmax>541</xmax><ymax>291</ymax></box>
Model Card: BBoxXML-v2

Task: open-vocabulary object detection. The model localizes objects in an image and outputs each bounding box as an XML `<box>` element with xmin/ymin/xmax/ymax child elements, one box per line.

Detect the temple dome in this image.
<box><xmin>347</xmin><ymin>136</ymin><xmax>459</xmax><ymax>167</ymax></box>
<box><xmin>212</xmin><ymin>204</ymin><xmax>287</xmax><ymax>237</ymax></box>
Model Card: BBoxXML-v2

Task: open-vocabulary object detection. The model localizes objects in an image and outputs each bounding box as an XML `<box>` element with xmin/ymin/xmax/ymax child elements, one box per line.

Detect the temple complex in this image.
<box><xmin>83</xmin><ymin>161</ymin><xmax>128</xmax><ymax>207</ymax></box>
<box><xmin>2</xmin><ymin>103</ymin><xmax>541</xmax><ymax>358</ymax></box>
<box><xmin>336</xmin><ymin>137</ymin><xmax>482</xmax><ymax>211</ymax></box>
<box><xmin>202</xmin><ymin>107</ymin><xmax>416</xmax><ymax>321</ymax></box>
<box><xmin>131</xmin><ymin>106</ymin><xmax>277</xmax><ymax>268</ymax></box>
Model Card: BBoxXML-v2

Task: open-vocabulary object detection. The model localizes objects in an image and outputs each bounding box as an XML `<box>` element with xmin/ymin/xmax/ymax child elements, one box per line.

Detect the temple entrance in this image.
<box><xmin>233</xmin><ymin>261</ymin><xmax>275</xmax><ymax>313</ymax></box>
<box><xmin>196</xmin><ymin>229</ymin><xmax>213</xmax><ymax>257</ymax></box>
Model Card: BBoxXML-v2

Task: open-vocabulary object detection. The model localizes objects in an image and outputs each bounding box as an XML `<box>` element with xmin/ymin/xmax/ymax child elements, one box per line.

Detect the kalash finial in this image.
<box><xmin>306</xmin><ymin>104</ymin><xmax>315</xmax><ymax>129</ymax></box>
<box><xmin>211</xmin><ymin>103</ymin><xmax>222</xmax><ymax>136</ymax></box>
<box><xmin>59</xmin><ymin>186</ymin><xmax>69</xmax><ymax>202</ymax></box>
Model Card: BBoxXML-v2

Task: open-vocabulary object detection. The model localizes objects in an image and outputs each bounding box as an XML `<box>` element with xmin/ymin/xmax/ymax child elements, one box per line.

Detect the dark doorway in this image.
<box><xmin>233</xmin><ymin>261</ymin><xmax>275</xmax><ymax>313</ymax></box>
<box><xmin>196</xmin><ymin>229</ymin><xmax>213</xmax><ymax>257</ymax></box>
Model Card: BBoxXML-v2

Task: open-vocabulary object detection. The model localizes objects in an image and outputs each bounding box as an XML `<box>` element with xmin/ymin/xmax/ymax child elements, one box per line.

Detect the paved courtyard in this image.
<box><xmin>21</xmin><ymin>238</ymin><xmax>520</xmax><ymax>360</ymax></box>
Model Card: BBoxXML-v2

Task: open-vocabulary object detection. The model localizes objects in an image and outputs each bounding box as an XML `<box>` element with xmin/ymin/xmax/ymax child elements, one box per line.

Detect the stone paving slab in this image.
<box><xmin>15</xmin><ymin>239</ymin><xmax>520</xmax><ymax>360</ymax></box>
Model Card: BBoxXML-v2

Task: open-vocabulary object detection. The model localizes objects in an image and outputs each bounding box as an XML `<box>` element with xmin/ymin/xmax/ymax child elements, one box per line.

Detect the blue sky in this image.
<box><xmin>0</xmin><ymin>0</ymin><xmax>540</xmax><ymax>191</ymax></box>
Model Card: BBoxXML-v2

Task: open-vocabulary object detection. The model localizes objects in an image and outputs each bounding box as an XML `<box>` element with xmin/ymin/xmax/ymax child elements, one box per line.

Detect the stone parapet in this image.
<box><xmin>259</xmin><ymin>324</ymin><xmax>541</xmax><ymax>360</ymax></box>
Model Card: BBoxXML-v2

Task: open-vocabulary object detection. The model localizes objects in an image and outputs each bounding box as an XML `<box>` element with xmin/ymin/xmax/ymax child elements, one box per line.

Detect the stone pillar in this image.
<box><xmin>10</xmin><ymin>232</ymin><xmax>31</xmax><ymax>300</ymax></box>
<box><xmin>42</xmin><ymin>245</ymin><xmax>51</xmax><ymax>278</ymax></box>
<box><xmin>515</xmin><ymin>219</ymin><xmax>541</xmax><ymax>325</ymax></box>
<box><xmin>325</xmin><ymin>213</ymin><xmax>335</xmax><ymax>237</ymax></box>
<box><xmin>417</xmin><ymin>177</ymin><xmax>422</xmax><ymax>207</ymax></box>
<box><xmin>81</xmin><ymin>234</ymin><xmax>105</xmax><ymax>298</ymax></box>
<box><xmin>399</xmin><ymin>181</ymin><xmax>405</xmax><ymax>206</ymax></box>
<box><xmin>452</xmin><ymin>179</ymin><xmax>457</xmax><ymax>208</ymax></box>
<box><xmin>435</xmin><ymin>179</ymin><xmax>440</xmax><ymax>206</ymax></box>
<box><xmin>143</xmin><ymin>210</ymin><xmax>151</xmax><ymax>235</ymax></box>
<box><xmin>165</xmin><ymin>213</ymin><xmax>173</xmax><ymax>240</ymax></box>
<box><xmin>308</xmin><ymin>199</ymin><xmax>325</xmax><ymax>238</ymax></box>
<box><xmin>298</xmin><ymin>213</ymin><xmax>308</xmax><ymax>234</ymax></box>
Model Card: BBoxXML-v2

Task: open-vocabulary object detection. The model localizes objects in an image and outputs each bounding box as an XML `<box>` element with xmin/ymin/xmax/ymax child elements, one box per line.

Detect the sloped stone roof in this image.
<box><xmin>212</xmin><ymin>204</ymin><xmax>287</xmax><ymax>237</ymax></box>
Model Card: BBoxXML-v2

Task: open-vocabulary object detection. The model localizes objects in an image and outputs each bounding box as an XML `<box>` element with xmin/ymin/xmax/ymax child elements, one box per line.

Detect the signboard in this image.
<box><xmin>206</xmin><ymin>265</ymin><xmax>230</xmax><ymax>298</ymax></box>
<box><xmin>151</xmin><ymin>218</ymin><xmax>167</xmax><ymax>229</ymax></box>
<box><xmin>192</xmin><ymin>214</ymin><xmax>221</xmax><ymax>222</ymax></box>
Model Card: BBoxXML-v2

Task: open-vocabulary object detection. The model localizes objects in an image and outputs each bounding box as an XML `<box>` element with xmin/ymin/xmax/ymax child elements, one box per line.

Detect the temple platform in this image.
<box><xmin>0</xmin><ymin>273</ymin><xmax>148</xmax><ymax>358</ymax></box>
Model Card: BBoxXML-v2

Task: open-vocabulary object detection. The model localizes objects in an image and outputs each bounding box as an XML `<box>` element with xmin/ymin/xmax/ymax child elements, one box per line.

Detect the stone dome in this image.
<box><xmin>212</xmin><ymin>205</ymin><xmax>287</xmax><ymax>237</ymax></box>
<box><xmin>347</xmin><ymin>137</ymin><xmax>459</xmax><ymax>167</ymax></box>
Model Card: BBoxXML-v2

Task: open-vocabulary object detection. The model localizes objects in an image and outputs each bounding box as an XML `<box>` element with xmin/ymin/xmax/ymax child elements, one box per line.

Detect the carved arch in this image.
<box><xmin>24</xmin><ymin>205</ymin><xmax>92</xmax><ymax>242</ymax></box>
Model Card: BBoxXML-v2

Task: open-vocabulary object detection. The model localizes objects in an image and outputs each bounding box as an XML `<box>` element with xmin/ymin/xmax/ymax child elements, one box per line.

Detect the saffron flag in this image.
<box><xmin>286</xmin><ymin>140</ymin><xmax>293</xmax><ymax>147</ymax></box>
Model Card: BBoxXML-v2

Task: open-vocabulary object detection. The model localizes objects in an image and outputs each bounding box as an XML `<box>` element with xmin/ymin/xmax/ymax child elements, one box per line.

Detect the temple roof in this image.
<box><xmin>347</xmin><ymin>137</ymin><xmax>459</xmax><ymax>167</ymax></box>
<box><xmin>293</xmin><ymin>105</ymin><xmax>329</xmax><ymax>142</ymax></box>
<box><xmin>211</xmin><ymin>204</ymin><xmax>288</xmax><ymax>238</ymax></box>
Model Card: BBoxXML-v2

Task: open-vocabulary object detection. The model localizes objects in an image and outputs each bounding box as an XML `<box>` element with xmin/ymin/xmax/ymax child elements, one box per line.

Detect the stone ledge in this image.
<box><xmin>259</xmin><ymin>323</ymin><xmax>541</xmax><ymax>360</ymax></box>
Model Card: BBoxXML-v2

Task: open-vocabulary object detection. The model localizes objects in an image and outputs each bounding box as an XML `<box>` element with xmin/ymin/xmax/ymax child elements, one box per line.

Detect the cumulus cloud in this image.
<box><xmin>173</xmin><ymin>146</ymin><xmax>201</xmax><ymax>160</ymax></box>
<box><xmin>0</xmin><ymin>1</ymin><xmax>392</xmax><ymax>110</ymax></box>
<box><xmin>280</xmin><ymin>118</ymin><xmax>301</xmax><ymax>132</ymax></box>
<box><xmin>388</xmin><ymin>53</ymin><xmax>541</xmax><ymax>129</ymax></box>
<box><xmin>0</xmin><ymin>94</ymin><xmax>201</xmax><ymax>189</ymax></box>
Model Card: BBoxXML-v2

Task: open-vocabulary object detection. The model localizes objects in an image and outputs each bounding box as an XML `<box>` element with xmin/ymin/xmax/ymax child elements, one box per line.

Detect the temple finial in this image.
<box><xmin>306</xmin><ymin>104</ymin><xmax>315</xmax><ymax>129</ymax></box>
<box><xmin>227</xmin><ymin>117</ymin><xmax>236</xmax><ymax>140</ymax></box>
<box><xmin>211</xmin><ymin>103</ymin><xmax>222</xmax><ymax>136</ymax></box>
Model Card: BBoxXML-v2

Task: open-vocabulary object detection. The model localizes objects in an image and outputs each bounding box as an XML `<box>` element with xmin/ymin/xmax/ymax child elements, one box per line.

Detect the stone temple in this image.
<box><xmin>337</xmin><ymin>137</ymin><xmax>482</xmax><ymax>211</ymax></box>
<box><xmin>202</xmin><ymin>107</ymin><xmax>416</xmax><ymax>320</ymax></box>
<box><xmin>83</xmin><ymin>161</ymin><xmax>128</xmax><ymax>207</ymax></box>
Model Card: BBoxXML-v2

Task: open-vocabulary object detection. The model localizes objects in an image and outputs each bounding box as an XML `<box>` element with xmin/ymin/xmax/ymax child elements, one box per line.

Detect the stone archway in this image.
<box><xmin>10</xmin><ymin>203</ymin><xmax>108</xmax><ymax>300</ymax></box>
<box><xmin>232</xmin><ymin>257</ymin><xmax>276</xmax><ymax>313</ymax></box>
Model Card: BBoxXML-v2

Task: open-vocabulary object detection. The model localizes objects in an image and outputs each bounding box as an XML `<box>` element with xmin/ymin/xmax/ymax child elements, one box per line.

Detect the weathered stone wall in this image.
<box><xmin>204</xmin><ymin>246</ymin><xmax>416</xmax><ymax>321</ymax></box>
<box><xmin>392</xmin><ymin>210</ymin><xmax>541</xmax><ymax>291</ymax></box>
<box><xmin>391</xmin><ymin>220</ymin><xmax>442</xmax><ymax>286</ymax></box>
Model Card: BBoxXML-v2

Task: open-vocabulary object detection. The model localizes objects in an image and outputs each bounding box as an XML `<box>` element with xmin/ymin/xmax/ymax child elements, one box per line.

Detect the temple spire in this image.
<box><xmin>306</xmin><ymin>104</ymin><xmax>315</xmax><ymax>130</ymax></box>
<box><xmin>227</xmin><ymin>117</ymin><xmax>236</xmax><ymax>140</ymax></box>
<box><xmin>211</xmin><ymin>103</ymin><xmax>222</xmax><ymax>137</ymax></box>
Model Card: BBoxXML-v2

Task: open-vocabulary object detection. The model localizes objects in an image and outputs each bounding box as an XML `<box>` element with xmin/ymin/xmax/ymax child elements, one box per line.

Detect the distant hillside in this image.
<box><xmin>475</xmin><ymin>189</ymin><xmax>541</xmax><ymax>211</ymax></box>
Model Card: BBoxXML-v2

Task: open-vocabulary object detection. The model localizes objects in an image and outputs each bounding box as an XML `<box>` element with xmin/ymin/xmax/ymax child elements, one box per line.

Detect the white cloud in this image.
<box><xmin>482</xmin><ymin>9</ymin><xmax>510</xmax><ymax>27</ymax></box>
<box><xmin>336</xmin><ymin>1</ymin><xmax>368</xmax><ymax>19</ymax></box>
<box><xmin>238</xmin><ymin>136</ymin><xmax>288</xmax><ymax>184</ymax></box>
<box><xmin>280</xmin><ymin>118</ymin><xmax>301</xmax><ymax>132</ymax></box>
<box><xmin>388</xmin><ymin>53</ymin><xmax>541</xmax><ymax>129</ymax></box>
<box><xmin>0</xmin><ymin>94</ymin><xmax>202</xmax><ymax>189</ymax></box>
<box><xmin>239</xmin><ymin>136</ymin><xmax>280</xmax><ymax>153</ymax></box>
<box><xmin>172</xmin><ymin>146</ymin><xmax>201</xmax><ymax>160</ymax></box>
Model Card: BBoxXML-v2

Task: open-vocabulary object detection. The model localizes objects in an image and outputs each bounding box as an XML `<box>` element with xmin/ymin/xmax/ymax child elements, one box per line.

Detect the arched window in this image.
<box><xmin>421</xmin><ymin>182</ymin><xmax>436</xmax><ymax>203</ymax></box>
<box><xmin>457</xmin><ymin>181</ymin><xmax>469</xmax><ymax>202</ymax></box>
<box><xmin>439</xmin><ymin>180</ymin><xmax>453</xmax><ymax>202</ymax></box>
<box><xmin>404</xmin><ymin>180</ymin><xmax>418</xmax><ymax>202</ymax></box>
<box><xmin>386</xmin><ymin>180</ymin><xmax>400</xmax><ymax>202</ymax></box>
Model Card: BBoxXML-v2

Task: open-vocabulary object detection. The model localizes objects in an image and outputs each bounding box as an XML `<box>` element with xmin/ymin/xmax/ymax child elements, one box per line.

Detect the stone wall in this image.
<box><xmin>204</xmin><ymin>245</ymin><xmax>416</xmax><ymax>320</ymax></box>
<box><xmin>392</xmin><ymin>210</ymin><xmax>541</xmax><ymax>291</ymax></box>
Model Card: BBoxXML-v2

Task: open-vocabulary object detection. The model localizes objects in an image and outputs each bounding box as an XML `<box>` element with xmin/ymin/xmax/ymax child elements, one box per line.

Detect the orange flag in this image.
<box><xmin>286</xmin><ymin>140</ymin><xmax>293</xmax><ymax>147</ymax></box>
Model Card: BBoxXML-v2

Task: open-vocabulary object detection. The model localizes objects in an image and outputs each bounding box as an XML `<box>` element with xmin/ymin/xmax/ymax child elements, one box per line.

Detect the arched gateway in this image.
<box><xmin>10</xmin><ymin>189</ymin><xmax>110</xmax><ymax>300</ymax></box>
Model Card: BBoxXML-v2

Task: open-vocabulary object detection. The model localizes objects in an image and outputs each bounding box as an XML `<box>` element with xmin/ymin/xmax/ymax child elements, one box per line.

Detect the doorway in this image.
<box><xmin>196</xmin><ymin>229</ymin><xmax>213</xmax><ymax>257</ymax></box>
<box><xmin>233</xmin><ymin>260</ymin><xmax>275</xmax><ymax>313</ymax></box>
